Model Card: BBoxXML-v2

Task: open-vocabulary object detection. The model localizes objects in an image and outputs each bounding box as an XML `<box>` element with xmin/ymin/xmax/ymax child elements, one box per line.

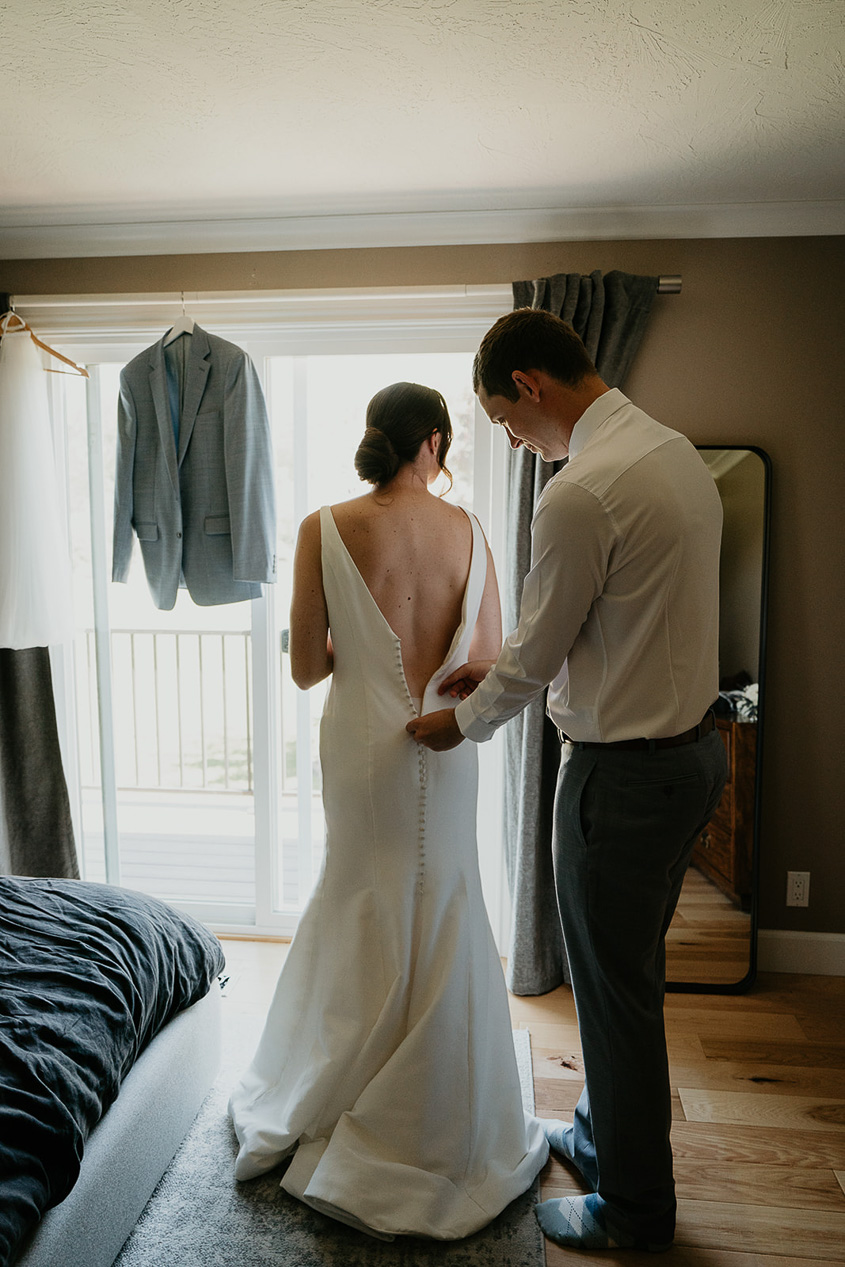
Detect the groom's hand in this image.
<box><xmin>406</xmin><ymin>709</ymin><xmax>465</xmax><ymax>751</ymax></box>
<box><xmin>437</xmin><ymin>659</ymin><xmax>495</xmax><ymax>700</ymax></box>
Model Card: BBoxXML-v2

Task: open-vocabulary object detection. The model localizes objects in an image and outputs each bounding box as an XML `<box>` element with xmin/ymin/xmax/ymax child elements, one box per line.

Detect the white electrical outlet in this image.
<box><xmin>786</xmin><ymin>870</ymin><xmax>810</xmax><ymax>907</ymax></box>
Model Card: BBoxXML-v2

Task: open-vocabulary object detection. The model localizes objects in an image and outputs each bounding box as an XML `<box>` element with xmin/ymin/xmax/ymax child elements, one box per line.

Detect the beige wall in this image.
<box><xmin>3</xmin><ymin>235</ymin><xmax>844</xmax><ymax>934</ymax></box>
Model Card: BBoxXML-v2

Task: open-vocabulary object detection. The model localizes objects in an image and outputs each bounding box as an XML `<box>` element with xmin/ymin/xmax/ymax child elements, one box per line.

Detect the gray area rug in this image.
<box><xmin>114</xmin><ymin>1029</ymin><xmax>544</xmax><ymax>1267</ymax></box>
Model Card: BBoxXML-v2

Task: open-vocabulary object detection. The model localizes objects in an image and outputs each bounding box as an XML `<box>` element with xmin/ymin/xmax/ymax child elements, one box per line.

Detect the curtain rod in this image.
<box><xmin>12</xmin><ymin>277</ymin><xmax>683</xmax><ymax>311</ymax></box>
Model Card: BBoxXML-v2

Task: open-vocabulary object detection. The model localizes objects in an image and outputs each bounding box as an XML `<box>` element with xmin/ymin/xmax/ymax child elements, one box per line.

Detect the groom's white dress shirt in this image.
<box><xmin>455</xmin><ymin>389</ymin><xmax>723</xmax><ymax>744</ymax></box>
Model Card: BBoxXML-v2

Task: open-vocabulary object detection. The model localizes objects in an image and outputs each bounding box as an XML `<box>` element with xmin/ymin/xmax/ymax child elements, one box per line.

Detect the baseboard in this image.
<box><xmin>757</xmin><ymin>929</ymin><xmax>845</xmax><ymax>976</ymax></box>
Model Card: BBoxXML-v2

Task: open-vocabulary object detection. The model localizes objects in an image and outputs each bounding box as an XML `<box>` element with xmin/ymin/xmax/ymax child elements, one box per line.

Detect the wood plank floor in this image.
<box><xmin>666</xmin><ymin>866</ymin><xmax>753</xmax><ymax>986</ymax></box>
<box><xmin>513</xmin><ymin>973</ymin><xmax>845</xmax><ymax>1266</ymax></box>
<box><xmin>219</xmin><ymin>939</ymin><xmax>845</xmax><ymax>1266</ymax></box>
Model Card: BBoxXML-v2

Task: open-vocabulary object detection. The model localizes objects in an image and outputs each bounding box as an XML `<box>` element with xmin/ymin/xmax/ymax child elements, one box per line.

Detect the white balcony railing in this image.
<box><xmin>77</xmin><ymin>629</ymin><xmax>255</xmax><ymax>794</ymax></box>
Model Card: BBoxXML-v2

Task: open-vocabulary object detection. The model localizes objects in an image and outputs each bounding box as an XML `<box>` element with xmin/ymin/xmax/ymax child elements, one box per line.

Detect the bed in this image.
<box><xmin>0</xmin><ymin>877</ymin><xmax>225</xmax><ymax>1267</ymax></box>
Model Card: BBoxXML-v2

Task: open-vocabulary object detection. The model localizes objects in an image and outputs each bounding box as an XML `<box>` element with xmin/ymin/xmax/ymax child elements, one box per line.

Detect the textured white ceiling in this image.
<box><xmin>1</xmin><ymin>0</ymin><xmax>844</xmax><ymax>256</ymax></box>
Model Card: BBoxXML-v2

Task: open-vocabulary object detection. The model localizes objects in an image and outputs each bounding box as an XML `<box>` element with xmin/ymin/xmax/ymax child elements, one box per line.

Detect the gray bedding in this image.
<box><xmin>0</xmin><ymin>878</ymin><xmax>224</xmax><ymax>1267</ymax></box>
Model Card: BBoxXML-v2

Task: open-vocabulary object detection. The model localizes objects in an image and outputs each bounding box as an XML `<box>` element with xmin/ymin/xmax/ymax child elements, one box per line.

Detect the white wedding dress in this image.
<box><xmin>0</xmin><ymin>330</ymin><xmax>74</xmax><ymax>649</ymax></box>
<box><xmin>228</xmin><ymin>505</ymin><xmax>548</xmax><ymax>1240</ymax></box>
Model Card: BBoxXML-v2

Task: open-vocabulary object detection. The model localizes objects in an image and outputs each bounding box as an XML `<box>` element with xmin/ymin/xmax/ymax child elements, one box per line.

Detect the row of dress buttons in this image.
<box><xmin>416</xmin><ymin>746</ymin><xmax>428</xmax><ymax>894</ymax></box>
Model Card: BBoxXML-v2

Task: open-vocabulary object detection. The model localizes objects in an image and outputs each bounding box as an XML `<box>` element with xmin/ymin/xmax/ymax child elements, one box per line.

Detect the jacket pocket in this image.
<box><xmin>134</xmin><ymin>522</ymin><xmax>159</xmax><ymax>541</ymax></box>
<box><xmin>204</xmin><ymin>515</ymin><xmax>231</xmax><ymax>536</ymax></box>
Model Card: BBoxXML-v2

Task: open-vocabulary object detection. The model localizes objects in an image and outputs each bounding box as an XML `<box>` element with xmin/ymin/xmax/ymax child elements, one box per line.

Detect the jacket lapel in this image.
<box><xmin>177</xmin><ymin>324</ymin><xmax>211</xmax><ymax>468</ymax></box>
<box><xmin>149</xmin><ymin>338</ymin><xmax>179</xmax><ymax>494</ymax></box>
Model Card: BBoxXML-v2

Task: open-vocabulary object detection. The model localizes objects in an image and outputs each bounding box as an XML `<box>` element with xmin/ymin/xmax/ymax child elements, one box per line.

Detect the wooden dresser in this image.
<box><xmin>691</xmin><ymin>715</ymin><xmax>757</xmax><ymax>910</ymax></box>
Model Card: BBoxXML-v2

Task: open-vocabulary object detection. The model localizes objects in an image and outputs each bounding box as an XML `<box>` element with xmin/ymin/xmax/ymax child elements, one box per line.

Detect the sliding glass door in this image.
<box><xmin>54</xmin><ymin>320</ymin><xmax>507</xmax><ymax>939</ymax></box>
<box><xmin>264</xmin><ymin>351</ymin><xmax>478</xmax><ymax>925</ymax></box>
<box><xmin>65</xmin><ymin>362</ymin><xmax>258</xmax><ymax>922</ymax></box>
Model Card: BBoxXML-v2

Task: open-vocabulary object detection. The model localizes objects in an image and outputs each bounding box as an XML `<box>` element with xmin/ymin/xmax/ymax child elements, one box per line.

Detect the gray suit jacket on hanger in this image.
<box><xmin>112</xmin><ymin>324</ymin><xmax>276</xmax><ymax>610</ymax></box>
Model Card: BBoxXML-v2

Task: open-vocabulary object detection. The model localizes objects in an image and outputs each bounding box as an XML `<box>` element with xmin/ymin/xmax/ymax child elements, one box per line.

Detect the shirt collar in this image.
<box><xmin>567</xmin><ymin>388</ymin><xmax>629</xmax><ymax>460</ymax></box>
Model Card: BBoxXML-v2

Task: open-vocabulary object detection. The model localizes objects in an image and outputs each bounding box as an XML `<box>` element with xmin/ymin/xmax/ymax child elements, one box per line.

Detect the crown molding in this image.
<box><xmin>2</xmin><ymin>201</ymin><xmax>844</xmax><ymax>259</ymax></box>
<box><xmin>11</xmin><ymin>285</ymin><xmax>515</xmax><ymax>356</ymax></box>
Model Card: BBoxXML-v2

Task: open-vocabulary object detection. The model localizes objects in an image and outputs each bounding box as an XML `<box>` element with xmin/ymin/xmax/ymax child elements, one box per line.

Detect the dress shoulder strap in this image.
<box><xmin>460</xmin><ymin>510</ymin><xmax>488</xmax><ymax>650</ymax></box>
<box><xmin>319</xmin><ymin>504</ymin><xmax>344</xmax><ymax>564</ymax></box>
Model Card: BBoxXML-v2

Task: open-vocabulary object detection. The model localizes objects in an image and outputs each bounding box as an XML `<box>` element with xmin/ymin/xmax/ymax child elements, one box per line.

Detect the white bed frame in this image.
<box><xmin>15</xmin><ymin>984</ymin><xmax>222</xmax><ymax>1267</ymax></box>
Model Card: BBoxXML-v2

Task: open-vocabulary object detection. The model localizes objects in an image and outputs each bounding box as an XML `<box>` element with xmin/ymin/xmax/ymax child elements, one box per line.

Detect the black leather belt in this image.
<box><xmin>559</xmin><ymin>710</ymin><xmax>715</xmax><ymax>753</ymax></box>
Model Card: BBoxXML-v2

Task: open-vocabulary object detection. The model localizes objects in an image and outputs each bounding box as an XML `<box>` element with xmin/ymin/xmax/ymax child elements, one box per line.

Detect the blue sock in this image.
<box><xmin>542</xmin><ymin>1118</ymin><xmax>577</xmax><ymax>1163</ymax></box>
<box><xmin>535</xmin><ymin>1193</ymin><xmax>672</xmax><ymax>1252</ymax></box>
<box><xmin>541</xmin><ymin>1118</ymin><xmax>596</xmax><ymax>1189</ymax></box>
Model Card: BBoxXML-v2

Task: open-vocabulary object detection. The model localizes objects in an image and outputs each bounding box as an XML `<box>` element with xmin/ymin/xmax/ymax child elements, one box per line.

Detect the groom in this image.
<box><xmin>408</xmin><ymin>308</ymin><xmax>727</xmax><ymax>1253</ymax></box>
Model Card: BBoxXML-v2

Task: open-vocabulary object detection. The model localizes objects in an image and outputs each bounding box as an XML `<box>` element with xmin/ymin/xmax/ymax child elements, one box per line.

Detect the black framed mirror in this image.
<box><xmin>666</xmin><ymin>446</ymin><xmax>771</xmax><ymax>993</ymax></box>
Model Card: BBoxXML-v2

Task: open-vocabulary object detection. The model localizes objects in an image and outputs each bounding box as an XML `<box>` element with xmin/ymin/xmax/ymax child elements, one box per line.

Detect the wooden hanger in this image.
<box><xmin>0</xmin><ymin>310</ymin><xmax>90</xmax><ymax>378</ymax></box>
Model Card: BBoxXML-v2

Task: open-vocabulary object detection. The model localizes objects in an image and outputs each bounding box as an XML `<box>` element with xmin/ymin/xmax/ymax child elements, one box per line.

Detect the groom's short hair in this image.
<box><xmin>473</xmin><ymin>309</ymin><xmax>598</xmax><ymax>402</ymax></box>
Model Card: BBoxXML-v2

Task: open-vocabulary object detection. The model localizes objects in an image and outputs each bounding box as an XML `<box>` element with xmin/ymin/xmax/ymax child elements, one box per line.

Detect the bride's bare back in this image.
<box><xmin>290</xmin><ymin>486</ymin><xmax>501</xmax><ymax>699</ymax></box>
<box><xmin>333</xmin><ymin>490</ymin><xmax>482</xmax><ymax>699</ymax></box>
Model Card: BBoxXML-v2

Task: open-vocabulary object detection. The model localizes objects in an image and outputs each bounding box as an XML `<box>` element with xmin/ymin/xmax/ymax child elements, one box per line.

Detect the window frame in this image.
<box><xmin>26</xmin><ymin>285</ymin><xmax>513</xmax><ymax>947</ymax></box>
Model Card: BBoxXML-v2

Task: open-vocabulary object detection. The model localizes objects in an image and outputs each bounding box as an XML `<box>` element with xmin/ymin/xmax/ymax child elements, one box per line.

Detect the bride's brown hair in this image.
<box><xmin>354</xmin><ymin>382</ymin><xmax>453</xmax><ymax>489</ymax></box>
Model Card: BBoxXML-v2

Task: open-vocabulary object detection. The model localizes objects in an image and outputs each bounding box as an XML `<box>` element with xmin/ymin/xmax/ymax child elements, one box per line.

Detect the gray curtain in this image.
<box><xmin>0</xmin><ymin>645</ymin><xmax>79</xmax><ymax>880</ymax></box>
<box><xmin>504</xmin><ymin>269</ymin><xmax>658</xmax><ymax>995</ymax></box>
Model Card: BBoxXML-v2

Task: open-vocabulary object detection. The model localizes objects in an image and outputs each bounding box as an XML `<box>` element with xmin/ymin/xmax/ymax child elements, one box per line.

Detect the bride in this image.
<box><xmin>228</xmin><ymin>381</ymin><xmax>548</xmax><ymax>1240</ymax></box>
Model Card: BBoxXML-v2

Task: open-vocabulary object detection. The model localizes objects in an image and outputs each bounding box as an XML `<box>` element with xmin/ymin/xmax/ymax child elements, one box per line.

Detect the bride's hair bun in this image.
<box><xmin>354</xmin><ymin>382</ymin><xmax>454</xmax><ymax>489</ymax></box>
<box><xmin>354</xmin><ymin>427</ymin><xmax>401</xmax><ymax>486</ymax></box>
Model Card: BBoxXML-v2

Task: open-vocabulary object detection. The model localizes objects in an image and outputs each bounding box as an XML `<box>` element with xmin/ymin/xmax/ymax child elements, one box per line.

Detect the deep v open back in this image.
<box><xmin>228</xmin><ymin>505</ymin><xmax>547</xmax><ymax>1240</ymax></box>
<box><xmin>323</xmin><ymin>503</ymin><xmax>485</xmax><ymax>715</ymax></box>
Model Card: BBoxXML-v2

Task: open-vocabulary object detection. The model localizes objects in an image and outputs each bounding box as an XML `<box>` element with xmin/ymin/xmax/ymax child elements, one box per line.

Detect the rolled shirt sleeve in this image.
<box><xmin>455</xmin><ymin>479</ymin><xmax>612</xmax><ymax>742</ymax></box>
